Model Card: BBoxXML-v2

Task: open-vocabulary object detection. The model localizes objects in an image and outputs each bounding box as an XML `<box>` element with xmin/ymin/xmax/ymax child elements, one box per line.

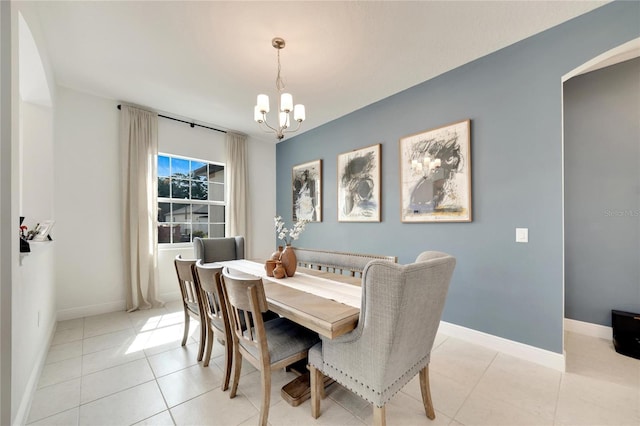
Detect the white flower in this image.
<box><xmin>274</xmin><ymin>215</ymin><xmax>309</xmax><ymax>245</ymax></box>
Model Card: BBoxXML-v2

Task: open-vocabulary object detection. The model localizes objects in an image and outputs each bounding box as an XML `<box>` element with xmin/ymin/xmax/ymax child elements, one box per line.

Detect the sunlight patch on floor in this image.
<box><xmin>126</xmin><ymin>312</ymin><xmax>197</xmax><ymax>354</ymax></box>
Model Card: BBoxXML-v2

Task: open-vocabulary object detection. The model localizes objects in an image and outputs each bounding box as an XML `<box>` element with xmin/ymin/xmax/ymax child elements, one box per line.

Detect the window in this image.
<box><xmin>157</xmin><ymin>154</ymin><xmax>225</xmax><ymax>244</ymax></box>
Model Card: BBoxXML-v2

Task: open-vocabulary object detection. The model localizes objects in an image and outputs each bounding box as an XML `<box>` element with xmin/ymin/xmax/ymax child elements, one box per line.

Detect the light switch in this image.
<box><xmin>516</xmin><ymin>228</ymin><xmax>528</xmax><ymax>243</ymax></box>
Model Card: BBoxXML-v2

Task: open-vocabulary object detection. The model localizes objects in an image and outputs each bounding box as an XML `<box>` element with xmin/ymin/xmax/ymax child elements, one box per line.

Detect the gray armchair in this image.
<box><xmin>308</xmin><ymin>251</ymin><xmax>456</xmax><ymax>426</ymax></box>
<box><xmin>193</xmin><ymin>236</ymin><xmax>244</xmax><ymax>263</ymax></box>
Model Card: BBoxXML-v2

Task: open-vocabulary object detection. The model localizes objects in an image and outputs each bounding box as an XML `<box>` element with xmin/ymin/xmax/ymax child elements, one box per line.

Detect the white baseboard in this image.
<box><xmin>57</xmin><ymin>293</ymin><xmax>182</xmax><ymax>321</ymax></box>
<box><xmin>438</xmin><ymin>321</ymin><xmax>566</xmax><ymax>372</ymax></box>
<box><xmin>57</xmin><ymin>300</ymin><xmax>125</xmax><ymax>321</ymax></box>
<box><xmin>12</xmin><ymin>314</ymin><xmax>57</xmax><ymax>426</ymax></box>
<box><xmin>564</xmin><ymin>318</ymin><xmax>612</xmax><ymax>340</ymax></box>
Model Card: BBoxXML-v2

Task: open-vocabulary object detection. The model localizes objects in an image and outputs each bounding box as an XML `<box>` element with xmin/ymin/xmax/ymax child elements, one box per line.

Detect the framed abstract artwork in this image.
<box><xmin>33</xmin><ymin>219</ymin><xmax>55</xmax><ymax>241</ymax></box>
<box><xmin>400</xmin><ymin>119</ymin><xmax>472</xmax><ymax>222</ymax></box>
<box><xmin>292</xmin><ymin>159</ymin><xmax>322</xmax><ymax>222</ymax></box>
<box><xmin>337</xmin><ymin>144</ymin><xmax>381</xmax><ymax>222</ymax></box>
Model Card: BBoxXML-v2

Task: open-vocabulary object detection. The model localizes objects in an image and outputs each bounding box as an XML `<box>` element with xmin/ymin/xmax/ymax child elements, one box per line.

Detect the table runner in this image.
<box><xmin>215</xmin><ymin>259</ymin><xmax>361</xmax><ymax>308</ymax></box>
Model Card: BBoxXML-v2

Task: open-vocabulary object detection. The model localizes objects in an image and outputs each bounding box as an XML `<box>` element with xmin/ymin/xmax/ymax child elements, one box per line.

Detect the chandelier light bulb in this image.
<box><xmin>257</xmin><ymin>94</ymin><xmax>270</xmax><ymax>114</ymax></box>
<box><xmin>280</xmin><ymin>93</ymin><xmax>293</xmax><ymax>113</ymax></box>
<box><xmin>293</xmin><ymin>104</ymin><xmax>305</xmax><ymax>122</ymax></box>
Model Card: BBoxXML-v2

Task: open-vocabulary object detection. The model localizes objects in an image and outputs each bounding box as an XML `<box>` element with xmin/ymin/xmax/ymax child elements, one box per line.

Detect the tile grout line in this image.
<box><xmin>77</xmin><ymin>318</ymin><xmax>85</xmax><ymax>424</ymax></box>
<box><xmin>550</xmin><ymin>365</ymin><xmax>565</xmax><ymax>425</ymax></box>
<box><xmin>449</xmin><ymin>350</ymin><xmax>500</xmax><ymax>423</ymax></box>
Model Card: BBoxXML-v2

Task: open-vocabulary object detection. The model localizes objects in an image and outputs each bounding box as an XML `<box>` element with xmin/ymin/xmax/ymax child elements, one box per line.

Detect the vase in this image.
<box><xmin>264</xmin><ymin>260</ymin><xmax>277</xmax><ymax>277</ymax></box>
<box><xmin>280</xmin><ymin>244</ymin><xmax>297</xmax><ymax>277</ymax></box>
<box><xmin>273</xmin><ymin>261</ymin><xmax>286</xmax><ymax>279</ymax></box>
<box><xmin>270</xmin><ymin>245</ymin><xmax>283</xmax><ymax>261</ymax></box>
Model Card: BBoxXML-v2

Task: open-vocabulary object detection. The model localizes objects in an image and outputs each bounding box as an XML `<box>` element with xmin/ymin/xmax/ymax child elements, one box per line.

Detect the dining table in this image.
<box><xmin>212</xmin><ymin>258</ymin><xmax>363</xmax><ymax>405</ymax></box>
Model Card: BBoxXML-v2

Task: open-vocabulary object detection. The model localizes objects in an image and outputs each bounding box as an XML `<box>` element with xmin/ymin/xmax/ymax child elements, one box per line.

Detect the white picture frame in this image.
<box><xmin>400</xmin><ymin>119</ymin><xmax>472</xmax><ymax>222</ymax></box>
<box><xmin>337</xmin><ymin>143</ymin><xmax>381</xmax><ymax>222</ymax></box>
<box><xmin>33</xmin><ymin>220</ymin><xmax>55</xmax><ymax>241</ymax></box>
<box><xmin>292</xmin><ymin>159</ymin><xmax>322</xmax><ymax>222</ymax></box>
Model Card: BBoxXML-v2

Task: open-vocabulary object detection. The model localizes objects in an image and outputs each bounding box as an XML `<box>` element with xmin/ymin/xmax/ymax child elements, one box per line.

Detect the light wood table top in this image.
<box><xmin>216</xmin><ymin>260</ymin><xmax>361</xmax><ymax>339</ymax></box>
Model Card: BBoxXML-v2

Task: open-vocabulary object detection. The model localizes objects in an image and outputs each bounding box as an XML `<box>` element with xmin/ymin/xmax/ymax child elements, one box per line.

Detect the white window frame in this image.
<box><xmin>157</xmin><ymin>152</ymin><xmax>226</xmax><ymax>248</ymax></box>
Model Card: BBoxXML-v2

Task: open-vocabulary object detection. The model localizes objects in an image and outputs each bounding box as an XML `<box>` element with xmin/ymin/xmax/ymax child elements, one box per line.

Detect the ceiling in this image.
<box><xmin>30</xmin><ymin>1</ymin><xmax>608</xmax><ymax>143</ymax></box>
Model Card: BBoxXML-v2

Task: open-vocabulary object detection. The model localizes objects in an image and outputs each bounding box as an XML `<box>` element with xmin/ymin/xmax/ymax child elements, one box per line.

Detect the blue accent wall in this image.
<box><xmin>276</xmin><ymin>2</ymin><xmax>640</xmax><ymax>353</ymax></box>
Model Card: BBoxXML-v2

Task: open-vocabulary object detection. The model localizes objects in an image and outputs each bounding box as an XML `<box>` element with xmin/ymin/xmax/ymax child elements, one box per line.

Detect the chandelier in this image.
<box><xmin>254</xmin><ymin>37</ymin><xmax>306</xmax><ymax>140</ymax></box>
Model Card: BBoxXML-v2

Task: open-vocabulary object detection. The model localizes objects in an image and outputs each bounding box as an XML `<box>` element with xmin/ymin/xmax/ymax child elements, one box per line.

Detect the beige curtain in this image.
<box><xmin>120</xmin><ymin>105</ymin><xmax>163</xmax><ymax>311</ymax></box>
<box><xmin>225</xmin><ymin>132</ymin><xmax>248</xmax><ymax>248</ymax></box>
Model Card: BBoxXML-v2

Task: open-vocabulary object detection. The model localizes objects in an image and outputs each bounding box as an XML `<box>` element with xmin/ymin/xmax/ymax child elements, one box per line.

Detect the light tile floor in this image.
<box><xmin>27</xmin><ymin>302</ymin><xmax>640</xmax><ymax>425</ymax></box>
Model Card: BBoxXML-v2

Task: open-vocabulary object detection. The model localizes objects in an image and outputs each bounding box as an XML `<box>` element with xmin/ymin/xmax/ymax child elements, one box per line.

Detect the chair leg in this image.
<box><xmin>419</xmin><ymin>365</ymin><xmax>436</xmax><ymax>420</ymax></box>
<box><xmin>229</xmin><ymin>344</ymin><xmax>242</xmax><ymax>398</ymax></box>
<box><xmin>221</xmin><ymin>336</ymin><xmax>233</xmax><ymax>391</ymax></box>
<box><xmin>181</xmin><ymin>311</ymin><xmax>190</xmax><ymax>346</ymax></box>
<box><xmin>310</xmin><ymin>365</ymin><xmax>322</xmax><ymax>419</ymax></box>
<box><xmin>373</xmin><ymin>405</ymin><xmax>386</xmax><ymax>426</ymax></box>
<box><xmin>203</xmin><ymin>325</ymin><xmax>214</xmax><ymax>367</ymax></box>
<box><xmin>197</xmin><ymin>320</ymin><xmax>206</xmax><ymax>362</ymax></box>
<box><xmin>258</xmin><ymin>367</ymin><xmax>271</xmax><ymax>426</ymax></box>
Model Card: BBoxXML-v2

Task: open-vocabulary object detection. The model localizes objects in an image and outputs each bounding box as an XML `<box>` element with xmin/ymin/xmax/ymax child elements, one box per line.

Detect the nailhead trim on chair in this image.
<box><xmin>319</xmin><ymin>354</ymin><xmax>429</xmax><ymax>406</ymax></box>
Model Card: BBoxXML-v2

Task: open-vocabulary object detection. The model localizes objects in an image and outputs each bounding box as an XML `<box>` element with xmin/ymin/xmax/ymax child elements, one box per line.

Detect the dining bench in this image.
<box><xmin>292</xmin><ymin>247</ymin><xmax>397</xmax><ymax>277</ymax></box>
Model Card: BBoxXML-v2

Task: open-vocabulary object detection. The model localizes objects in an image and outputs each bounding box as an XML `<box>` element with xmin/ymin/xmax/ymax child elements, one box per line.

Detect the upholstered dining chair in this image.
<box><xmin>221</xmin><ymin>267</ymin><xmax>320</xmax><ymax>426</ymax></box>
<box><xmin>173</xmin><ymin>255</ymin><xmax>207</xmax><ymax>362</ymax></box>
<box><xmin>194</xmin><ymin>236</ymin><xmax>244</xmax><ymax>264</ymax></box>
<box><xmin>192</xmin><ymin>260</ymin><xmax>233</xmax><ymax>390</ymax></box>
<box><xmin>308</xmin><ymin>251</ymin><xmax>456</xmax><ymax>426</ymax></box>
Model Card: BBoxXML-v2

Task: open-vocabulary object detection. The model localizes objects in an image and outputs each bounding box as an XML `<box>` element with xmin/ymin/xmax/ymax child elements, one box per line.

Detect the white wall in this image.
<box><xmin>13</xmin><ymin>241</ymin><xmax>55</xmax><ymax>420</ymax></box>
<box><xmin>55</xmin><ymin>89</ymin><xmax>277</xmax><ymax>315</ymax></box>
<box><xmin>0</xmin><ymin>3</ymin><xmax>14</xmax><ymax>424</ymax></box>
<box><xmin>10</xmin><ymin>5</ymin><xmax>57</xmax><ymax>424</ymax></box>
<box><xmin>14</xmin><ymin>101</ymin><xmax>56</xmax><ymax>421</ymax></box>
<box><xmin>246</xmin><ymin>136</ymin><xmax>277</xmax><ymax>260</ymax></box>
<box><xmin>20</xmin><ymin>101</ymin><xmax>53</xmax><ymax>225</ymax></box>
<box><xmin>54</xmin><ymin>87</ymin><xmax>123</xmax><ymax>319</ymax></box>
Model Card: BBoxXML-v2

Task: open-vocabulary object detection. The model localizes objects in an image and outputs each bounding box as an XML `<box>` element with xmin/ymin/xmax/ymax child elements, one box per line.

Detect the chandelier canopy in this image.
<box><xmin>254</xmin><ymin>37</ymin><xmax>305</xmax><ymax>140</ymax></box>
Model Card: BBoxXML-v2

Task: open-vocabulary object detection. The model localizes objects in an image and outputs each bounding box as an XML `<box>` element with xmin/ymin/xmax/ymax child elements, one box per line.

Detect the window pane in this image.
<box><xmin>192</xmin><ymin>161</ymin><xmax>207</xmax><ymax>181</ymax></box>
<box><xmin>209</xmin><ymin>182</ymin><xmax>224</xmax><ymax>202</ymax></box>
<box><xmin>177</xmin><ymin>224</ymin><xmax>191</xmax><ymax>242</ymax></box>
<box><xmin>191</xmin><ymin>181</ymin><xmax>208</xmax><ymax>200</ymax></box>
<box><xmin>158</xmin><ymin>224</ymin><xmax>173</xmax><ymax>243</ymax></box>
<box><xmin>158</xmin><ymin>156</ymin><xmax>170</xmax><ymax>177</ymax></box>
<box><xmin>209</xmin><ymin>164</ymin><xmax>225</xmax><ymax>183</ymax></box>
<box><xmin>158</xmin><ymin>177</ymin><xmax>170</xmax><ymax>197</ymax></box>
<box><xmin>171</xmin><ymin>158</ymin><xmax>190</xmax><ymax>177</ymax></box>
<box><xmin>158</xmin><ymin>202</ymin><xmax>170</xmax><ymax>222</ymax></box>
<box><xmin>171</xmin><ymin>203</ymin><xmax>191</xmax><ymax>222</ymax></box>
<box><xmin>210</xmin><ymin>224</ymin><xmax>225</xmax><ymax>238</ymax></box>
<box><xmin>171</xmin><ymin>178</ymin><xmax>190</xmax><ymax>199</ymax></box>
<box><xmin>192</xmin><ymin>223</ymin><xmax>208</xmax><ymax>239</ymax></box>
<box><xmin>158</xmin><ymin>155</ymin><xmax>225</xmax><ymax>246</ymax></box>
<box><xmin>210</xmin><ymin>205</ymin><xmax>225</xmax><ymax>222</ymax></box>
<box><xmin>192</xmin><ymin>204</ymin><xmax>208</xmax><ymax>221</ymax></box>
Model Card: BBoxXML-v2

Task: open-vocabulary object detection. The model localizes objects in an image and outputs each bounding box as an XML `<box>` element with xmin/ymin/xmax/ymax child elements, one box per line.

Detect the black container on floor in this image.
<box><xmin>612</xmin><ymin>310</ymin><xmax>640</xmax><ymax>360</ymax></box>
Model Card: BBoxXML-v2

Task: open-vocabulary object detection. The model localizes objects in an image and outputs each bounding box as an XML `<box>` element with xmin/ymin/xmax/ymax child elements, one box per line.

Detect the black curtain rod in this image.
<box><xmin>117</xmin><ymin>104</ymin><xmax>227</xmax><ymax>134</ymax></box>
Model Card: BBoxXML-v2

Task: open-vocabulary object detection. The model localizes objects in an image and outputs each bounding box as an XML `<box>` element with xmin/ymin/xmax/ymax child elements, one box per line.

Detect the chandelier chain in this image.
<box><xmin>276</xmin><ymin>48</ymin><xmax>285</xmax><ymax>93</ymax></box>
